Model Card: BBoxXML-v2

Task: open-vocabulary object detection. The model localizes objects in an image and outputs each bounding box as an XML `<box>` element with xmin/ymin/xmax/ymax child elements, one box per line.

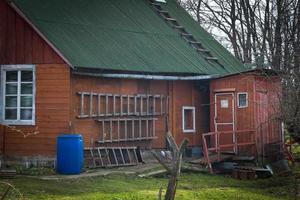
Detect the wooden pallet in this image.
<box><xmin>84</xmin><ymin>147</ymin><xmax>143</xmax><ymax>168</ymax></box>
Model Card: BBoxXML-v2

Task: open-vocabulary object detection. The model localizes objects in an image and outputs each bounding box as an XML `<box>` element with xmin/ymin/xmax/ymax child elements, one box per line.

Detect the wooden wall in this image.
<box><xmin>0</xmin><ymin>0</ymin><xmax>209</xmax><ymax>156</ymax></box>
<box><xmin>170</xmin><ymin>81</ymin><xmax>210</xmax><ymax>147</ymax></box>
<box><xmin>254</xmin><ymin>75</ymin><xmax>282</xmax><ymax>157</ymax></box>
<box><xmin>71</xmin><ymin>75</ymin><xmax>209</xmax><ymax>149</ymax></box>
<box><xmin>0</xmin><ymin>0</ymin><xmax>64</xmax><ymax>65</ymax></box>
<box><xmin>0</xmin><ymin>0</ymin><xmax>70</xmax><ymax>156</ymax></box>
<box><xmin>1</xmin><ymin>64</ymin><xmax>71</xmax><ymax>156</ymax></box>
<box><xmin>209</xmin><ymin>72</ymin><xmax>282</xmax><ymax>157</ymax></box>
<box><xmin>210</xmin><ymin>74</ymin><xmax>255</xmax><ymax>132</ymax></box>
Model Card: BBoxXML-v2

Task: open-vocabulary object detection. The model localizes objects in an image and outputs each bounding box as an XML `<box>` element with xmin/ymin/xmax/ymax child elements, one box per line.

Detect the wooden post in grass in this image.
<box><xmin>152</xmin><ymin>131</ymin><xmax>189</xmax><ymax>200</ymax></box>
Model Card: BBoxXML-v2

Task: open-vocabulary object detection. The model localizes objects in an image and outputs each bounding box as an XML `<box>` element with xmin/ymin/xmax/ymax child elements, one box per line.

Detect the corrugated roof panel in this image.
<box><xmin>11</xmin><ymin>0</ymin><xmax>246</xmax><ymax>75</ymax></box>
<box><xmin>162</xmin><ymin>0</ymin><xmax>245</xmax><ymax>74</ymax></box>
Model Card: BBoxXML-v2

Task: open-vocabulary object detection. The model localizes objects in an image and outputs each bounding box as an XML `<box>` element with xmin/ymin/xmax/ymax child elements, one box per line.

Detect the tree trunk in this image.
<box><xmin>152</xmin><ymin>132</ymin><xmax>188</xmax><ymax>200</ymax></box>
<box><xmin>165</xmin><ymin>175</ymin><xmax>178</xmax><ymax>200</ymax></box>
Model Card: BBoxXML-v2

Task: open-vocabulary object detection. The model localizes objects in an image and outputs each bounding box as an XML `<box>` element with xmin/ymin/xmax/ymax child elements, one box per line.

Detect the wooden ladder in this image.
<box><xmin>147</xmin><ymin>0</ymin><xmax>223</xmax><ymax>68</ymax></box>
<box><xmin>84</xmin><ymin>147</ymin><xmax>142</xmax><ymax>168</ymax></box>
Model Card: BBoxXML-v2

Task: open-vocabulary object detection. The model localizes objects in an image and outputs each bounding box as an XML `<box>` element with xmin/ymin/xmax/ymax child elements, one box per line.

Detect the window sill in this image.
<box><xmin>1</xmin><ymin>120</ymin><xmax>35</xmax><ymax>126</ymax></box>
<box><xmin>183</xmin><ymin>129</ymin><xmax>196</xmax><ymax>133</ymax></box>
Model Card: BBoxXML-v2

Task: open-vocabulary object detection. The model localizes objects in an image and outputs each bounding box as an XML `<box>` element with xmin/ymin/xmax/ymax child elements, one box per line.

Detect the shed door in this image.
<box><xmin>214</xmin><ymin>93</ymin><xmax>235</xmax><ymax>152</ymax></box>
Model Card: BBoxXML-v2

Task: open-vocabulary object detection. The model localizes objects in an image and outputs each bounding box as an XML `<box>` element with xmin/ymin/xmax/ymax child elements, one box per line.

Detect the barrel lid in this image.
<box><xmin>58</xmin><ymin>134</ymin><xmax>82</xmax><ymax>138</ymax></box>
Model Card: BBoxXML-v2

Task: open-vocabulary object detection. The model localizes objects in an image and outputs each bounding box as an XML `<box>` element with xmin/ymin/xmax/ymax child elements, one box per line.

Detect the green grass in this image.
<box><xmin>0</xmin><ymin>173</ymin><xmax>297</xmax><ymax>200</ymax></box>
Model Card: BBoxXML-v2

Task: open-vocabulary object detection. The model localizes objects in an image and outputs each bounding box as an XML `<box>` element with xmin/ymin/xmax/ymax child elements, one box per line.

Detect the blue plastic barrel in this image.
<box><xmin>56</xmin><ymin>134</ymin><xmax>83</xmax><ymax>175</ymax></box>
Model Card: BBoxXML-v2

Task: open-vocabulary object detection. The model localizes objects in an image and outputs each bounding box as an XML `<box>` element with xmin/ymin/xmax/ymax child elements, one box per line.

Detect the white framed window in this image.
<box><xmin>0</xmin><ymin>65</ymin><xmax>35</xmax><ymax>125</ymax></box>
<box><xmin>237</xmin><ymin>92</ymin><xmax>248</xmax><ymax>108</ymax></box>
<box><xmin>182</xmin><ymin>106</ymin><xmax>195</xmax><ymax>133</ymax></box>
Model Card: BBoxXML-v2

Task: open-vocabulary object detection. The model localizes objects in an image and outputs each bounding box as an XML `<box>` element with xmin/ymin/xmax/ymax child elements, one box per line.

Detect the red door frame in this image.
<box><xmin>214</xmin><ymin>92</ymin><xmax>236</xmax><ymax>153</ymax></box>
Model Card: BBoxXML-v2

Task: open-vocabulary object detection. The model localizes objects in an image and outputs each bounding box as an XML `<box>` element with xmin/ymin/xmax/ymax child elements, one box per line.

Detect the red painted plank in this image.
<box><xmin>15</xmin><ymin>15</ymin><xmax>25</xmax><ymax>63</ymax></box>
<box><xmin>0</xmin><ymin>0</ymin><xmax>65</xmax><ymax>64</ymax></box>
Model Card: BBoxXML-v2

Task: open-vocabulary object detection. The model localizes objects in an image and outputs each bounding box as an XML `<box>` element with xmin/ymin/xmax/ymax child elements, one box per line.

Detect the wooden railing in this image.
<box><xmin>202</xmin><ymin>129</ymin><xmax>256</xmax><ymax>173</ymax></box>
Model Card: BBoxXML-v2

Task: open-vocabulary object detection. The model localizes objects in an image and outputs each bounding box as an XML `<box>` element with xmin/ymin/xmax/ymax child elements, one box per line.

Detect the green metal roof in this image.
<box><xmin>11</xmin><ymin>0</ymin><xmax>246</xmax><ymax>75</ymax></box>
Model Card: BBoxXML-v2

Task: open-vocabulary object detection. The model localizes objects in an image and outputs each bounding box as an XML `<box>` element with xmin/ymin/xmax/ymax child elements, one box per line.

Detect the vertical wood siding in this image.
<box><xmin>210</xmin><ymin>73</ymin><xmax>282</xmax><ymax>156</ymax></box>
<box><xmin>2</xmin><ymin>64</ymin><xmax>71</xmax><ymax>155</ymax></box>
<box><xmin>210</xmin><ymin>74</ymin><xmax>255</xmax><ymax>155</ymax></box>
<box><xmin>0</xmin><ymin>0</ymin><xmax>64</xmax><ymax>64</ymax></box>
<box><xmin>210</xmin><ymin>74</ymin><xmax>255</xmax><ymax>133</ymax></box>
<box><xmin>171</xmin><ymin>81</ymin><xmax>209</xmax><ymax>147</ymax></box>
<box><xmin>71</xmin><ymin>76</ymin><xmax>209</xmax><ymax>149</ymax></box>
<box><xmin>0</xmin><ymin>0</ymin><xmax>69</xmax><ymax>156</ymax></box>
<box><xmin>254</xmin><ymin>75</ymin><xmax>282</xmax><ymax>157</ymax></box>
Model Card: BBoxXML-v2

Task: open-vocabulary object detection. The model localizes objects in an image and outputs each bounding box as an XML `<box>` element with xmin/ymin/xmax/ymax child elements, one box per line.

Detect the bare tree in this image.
<box><xmin>179</xmin><ymin>0</ymin><xmax>300</xmax><ymax>142</ymax></box>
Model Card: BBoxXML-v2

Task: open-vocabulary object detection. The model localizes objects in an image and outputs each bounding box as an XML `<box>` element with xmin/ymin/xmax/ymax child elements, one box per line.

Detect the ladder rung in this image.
<box><xmin>206</xmin><ymin>57</ymin><xmax>218</xmax><ymax>61</ymax></box>
<box><xmin>120</xmin><ymin>148</ymin><xmax>126</xmax><ymax>164</ymax></box>
<box><xmin>188</xmin><ymin>40</ymin><xmax>201</xmax><ymax>45</ymax></box>
<box><xmin>158</xmin><ymin>10</ymin><xmax>168</xmax><ymax>14</ymax></box>
<box><xmin>133</xmin><ymin>149</ymin><xmax>139</xmax><ymax>164</ymax></box>
<box><xmin>127</xmin><ymin>149</ymin><xmax>132</xmax><ymax>163</ymax></box>
<box><xmin>171</xmin><ymin>25</ymin><xmax>183</xmax><ymax>29</ymax></box>
<box><xmin>165</xmin><ymin>17</ymin><xmax>176</xmax><ymax>21</ymax></box>
<box><xmin>181</xmin><ymin>33</ymin><xmax>193</xmax><ymax>37</ymax></box>
<box><xmin>150</xmin><ymin>2</ymin><xmax>161</xmax><ymax>6</ymax></box>
<box><xmin>197</xmin><ymin>48</ymin><xmax>210</xmax><ymax>53</ymax></box>
<box><xmin>97</xmin><ymin>148</ymin><xmax>103</xmax><ymax>166</ymax></box>
<box><xmin>112</xmin><ymin>149</ymin><xmax>118</xmax><ymax>165</ymax></box>
<box><xmin>90</xmin><ymin>149</ymin><xmax>96</xmax><ymax>167</ymax></box>
<box><xmin>106</xmin><ymin>149</ymin><xmax>111</xmax><ymax>165</ymax></box>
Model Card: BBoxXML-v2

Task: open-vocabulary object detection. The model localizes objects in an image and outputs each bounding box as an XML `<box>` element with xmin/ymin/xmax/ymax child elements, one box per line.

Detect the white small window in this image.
<box><xmin>238</xmin><ymin>93</ymin><xmax>248</xmax><ymax>108</ymax></box>
<box><xmin>1</xmin><ymin>65</ymin><xmax>35</xmax><ymax>125</ymax></box>
<box><xmin>182</xmin><ymin>106</ymin><xmax>195</xmax><ymax>133</ymax></box>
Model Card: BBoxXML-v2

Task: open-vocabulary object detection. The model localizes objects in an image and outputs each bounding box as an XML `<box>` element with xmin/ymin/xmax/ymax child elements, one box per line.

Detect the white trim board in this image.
<box><xmin>182</xmin><ymin>106</ymin><xmax>196</xmax><ymax>133</ymax></box>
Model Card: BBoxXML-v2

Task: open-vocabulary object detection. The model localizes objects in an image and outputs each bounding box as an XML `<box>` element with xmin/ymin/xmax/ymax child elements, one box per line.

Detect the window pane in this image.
<box><xmin>184</xmin><ymin>109</ymin><xmax>193</xmax><ymax>130</ymax></box>
<box><xmin>21</xmin><ymin>109</ymin><xmax>32</xmax><ymax>120</ymax></box>
<box><xmin>5</xmin><ymin>96</ymin><xmax>17</xmax><ymax>107</ymax></box>
<box><xmin>238</xmin><ymin>94</ymin><xmax>247</xmax><ymax>107</ymax></box>
<box><xmin>6</xmin><ymin>71</ymin><xmax>18</xmax><ymax>82</ymax></box>
<box><xmin>21</xmin><ymin>83</ymin><xmax>33</xmax><ymax>94</ymax></box>
<box><xmin>21</xmin><ymin>71</ymin><xmax>33</xmax><ymax>82</ymax></box>
<box><xmin>21</xmin><ymin>96</ymin><xmax>33</xmax><ymax>107</ymax></box>
<box><xmin>183</xmin><ymin>108</ymin><xmax>195</xmax><ymax>132</ymax></box>
<box><xmin>5</xmin><ymin>109</ymin><xmax>17</xmax><ymax>120</ymax></box>
<box><xmin>5</xmin><ymin>83</ymin><xmax>17</xmax><ymax>95</ymax></box>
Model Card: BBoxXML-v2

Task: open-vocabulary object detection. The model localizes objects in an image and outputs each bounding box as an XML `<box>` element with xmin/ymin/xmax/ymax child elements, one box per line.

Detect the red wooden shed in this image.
<box><xmin>203</xmin><ymin>69</ymin><xmax>283</xmax><ymax>172</ymax></box>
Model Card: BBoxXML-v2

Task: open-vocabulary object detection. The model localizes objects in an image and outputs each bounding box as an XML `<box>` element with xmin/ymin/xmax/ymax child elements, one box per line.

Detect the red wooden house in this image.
<box><xmin>0</xmin><ymin>0</ymin><xmax>283</xmax><ymax>168</ymax></box>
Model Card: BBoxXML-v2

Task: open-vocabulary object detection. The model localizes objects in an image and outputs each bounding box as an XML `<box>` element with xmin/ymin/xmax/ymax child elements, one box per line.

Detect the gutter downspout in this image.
<box><xmin>72</xmin><ymin>71</ymin><xmax>220</xmax><ymax>80</ymax></box>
